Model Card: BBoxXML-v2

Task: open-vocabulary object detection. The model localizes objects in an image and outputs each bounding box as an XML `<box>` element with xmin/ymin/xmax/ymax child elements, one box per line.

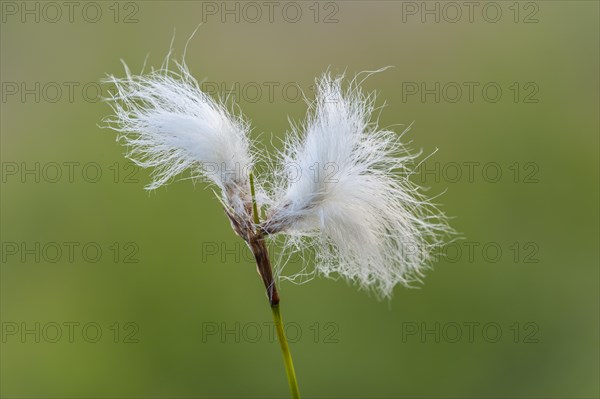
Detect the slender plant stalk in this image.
<box><xmin>272</xmin><ymin>304</ymin><xmax>301</xmax><ymax>399</ymax></box>
<box><xmin>249</xmin><ymin>173</ymin><xmax>260</xmax><ymax>225</ymax></box>
<box><xmin>249</xmin><ymin>173</ymin><xmax>301</xmax><ymax>399</ymax></box>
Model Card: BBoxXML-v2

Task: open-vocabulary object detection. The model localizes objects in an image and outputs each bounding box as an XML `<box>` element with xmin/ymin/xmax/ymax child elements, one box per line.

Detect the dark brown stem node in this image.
<box><xmin>248</xmin><ymin>232</ymin><xmax>279</xmax><ymax>305</ymax></box>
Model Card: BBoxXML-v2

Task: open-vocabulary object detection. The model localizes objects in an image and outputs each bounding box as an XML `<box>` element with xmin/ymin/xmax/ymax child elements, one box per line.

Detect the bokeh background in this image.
<box><xmin>1</xmin><ymin>1</ymin><xmax>598</xmax><ymax>398</ymax></box>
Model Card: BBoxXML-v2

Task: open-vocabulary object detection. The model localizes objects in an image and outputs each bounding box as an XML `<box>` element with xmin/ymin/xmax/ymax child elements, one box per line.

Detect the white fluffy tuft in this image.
<box><xmin>103</xmin><ymin>54</ymin><xmax>452</xmax><ymax>298</ymax></box>
<box><xmin>103</xmin><ymin>59</ymin><xmax>254</xmax><ymax>217</ymax></box>
<box><xmin>263</xmin><ymin>72</ymin><xmax>452</xmax><ymax>299</ymax></box>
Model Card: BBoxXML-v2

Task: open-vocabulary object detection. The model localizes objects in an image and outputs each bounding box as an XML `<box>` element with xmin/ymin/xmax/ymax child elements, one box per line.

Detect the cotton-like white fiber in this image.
<box><xmin>103</xmin><ymin>59</ymin><xmax>255</xmax><ymax>219</ymax></box>
<box><xmin>262</xmin><ymin>73</ymin><xmax>451</xmax><ymax>298</ymax></box>
<box><xmin>103</xmin><ymin>55</ymin><xmax>452</xmax><ymax>299</ymax></box>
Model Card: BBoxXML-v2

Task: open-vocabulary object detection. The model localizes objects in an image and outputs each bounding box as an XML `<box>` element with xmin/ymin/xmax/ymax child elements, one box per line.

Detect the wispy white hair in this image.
<box><xmin>262</xmin><ymin>72</ymin><xmax>451</xmax><ymax>299</ymax></box>
<box><xmin>103</xmin><ymin>57</ymin><xmax>254</xmax><ymax>219</ymax></box>
<box><xmin>102</xmin><ymin>49</ymin><xmax>452</xmax><ymax>298</ymax></box>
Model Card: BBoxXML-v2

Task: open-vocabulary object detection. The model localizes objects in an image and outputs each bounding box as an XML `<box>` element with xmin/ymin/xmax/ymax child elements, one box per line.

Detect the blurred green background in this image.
<box><xmin>1</xmin><ymin>1</ymin><xmax>598</xmax><ymax>398</ymax></box>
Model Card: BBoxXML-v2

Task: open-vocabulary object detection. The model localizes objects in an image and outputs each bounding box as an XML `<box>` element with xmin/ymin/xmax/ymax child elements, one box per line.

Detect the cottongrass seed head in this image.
<box><xmin>103</xmin><ymin>57</ymin><xmax>256</xmax><ymax>222</ymax></box>
<box><xmin>103</xmin><ymin>50</ymin><xmax>452</xmax><ymax>299</ymax></box>
<box><xmin>262</xmin><ymin>71</ymin><xmax>452</xmax><ymax>299</ymax></box>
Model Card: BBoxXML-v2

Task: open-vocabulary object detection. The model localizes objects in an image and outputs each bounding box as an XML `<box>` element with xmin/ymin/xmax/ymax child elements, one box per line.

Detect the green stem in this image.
<box><xmin>249</xmin><ymin>172</ymin><xmax>260</xmax><ymax>225</ymax></box>
<box><xmin>249</xmin><ymin>172</ymin><xmax>300</xmax><ymax>398</ymax></box>
<box><xmin>272</xmin><ymin>304</ymin><xmax>301</xmax><ymax>399</ymax></box>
